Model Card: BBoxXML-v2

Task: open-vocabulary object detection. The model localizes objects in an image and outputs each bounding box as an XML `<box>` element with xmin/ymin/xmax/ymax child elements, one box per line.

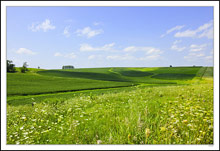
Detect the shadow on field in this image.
<box><xmin>37</xmin><ymin>70</ymin><xmax>130</xmax><ymax>82</ymax></box>
<box><xmin>151</xmin><ymin>73</ymin><xmax>196</xmax><ymax>80</ymax></box>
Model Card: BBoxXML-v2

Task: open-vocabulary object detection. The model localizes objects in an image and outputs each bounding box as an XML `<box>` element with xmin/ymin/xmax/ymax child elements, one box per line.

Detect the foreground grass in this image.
<box><xmin>7</xmin><ymin>78</ymin><xmax>213</xmax><ymax>144</ymax></box>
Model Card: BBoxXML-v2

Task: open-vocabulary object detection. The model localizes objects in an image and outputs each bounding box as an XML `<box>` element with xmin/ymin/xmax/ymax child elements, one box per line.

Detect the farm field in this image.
<box><xmin>6</xmin><ymin>67</ymin><xmax>213</xmax><ymax>144</ymax></box>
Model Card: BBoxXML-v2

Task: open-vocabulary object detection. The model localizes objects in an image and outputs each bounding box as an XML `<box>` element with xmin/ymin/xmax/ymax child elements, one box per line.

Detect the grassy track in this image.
<box><xmin>6</xmin><ymin>66</ymin><xmax>213</xmax><ymax>144</ymax></box>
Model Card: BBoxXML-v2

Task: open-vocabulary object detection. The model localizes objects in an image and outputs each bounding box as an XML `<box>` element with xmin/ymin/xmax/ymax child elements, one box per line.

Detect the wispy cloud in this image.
<box><xmin>106</xmin><ymin>54</ymin><xmax>136</xmax><ymax>61</ymax></box>
<box><xmin>160</xmin><ymin>25</ymin><xmax>185</xmax><ymax>38</ymax></box>
<box><xmin>189</xmin><ymin>44</ymin><xmax>207</xmax><ymax>52</ymax></box>
<box><xmin>75</xmin><ymin>27</ymin><xmax>103</xmax><ymax>38</ymax></box>
<box><xmin>16</xmin><ymin>48</ymin><xmax>36</xmax><ymax>55</ymax></box>
<box><xmin>184</xmin><ymin>52</ymin><xmax>205</xmax><ymax>60</ymax></box>
<box><xmin>139</xmin><ymin>54</ymin><xmax>161</xmax><ymax>61</ymax></box>
<box><xmin>29</xmin><ymin>19</ymin><xmax>56</xmax><ymax>32</ymax></box>
<box><xmin>80</xmin><ymin>43</ymin><xmax>115</xmax><ymax>52</ymax></box>
<box><xmin>174</xmin><ymin>20</ymin><xmax>213</xmax><ymax>39</ymax></box>
<box><xmin>171</xmin><ymin>40</ymin><xmax>186</xmax><ymax>52</ymax></box>
<box><xmin>204</xmin><ymin>55</ymin><xmax>213</xmax><ymax>63</ymax></box>
<box><xmin>123</xmin><ymin>46</ymin><xmax>162</xmax><ymax>55</ymax></box>
<box><xmin>63</xmin><ymin>26</ymin><xmax>70</xmax><ymax>37</ymax></box>
<box><xmin>88</xmin><ymin>55</ymin><xmax>103</xmax><ymax>60</ymax></box>
<box><xmin>123</xmin><ymin>46</ymin><xmax>163</xmax><ymax>61</ymax></box>
<box><xmin>54</xmin><ymin>52</ymin><xmax>63</xmax><ymax>57</ymax></box>
<box><xmin>93</xmin><ymin>22</ymin><xmax>103</xmax><ymax>26</ymax></box>
<box><xmin>54</xmin><ymin>52</ymin><xmax>76</xmax><ymax>59</ymax></box>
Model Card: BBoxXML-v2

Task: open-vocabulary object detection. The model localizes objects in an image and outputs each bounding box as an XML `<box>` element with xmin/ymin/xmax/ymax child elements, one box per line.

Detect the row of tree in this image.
<box><xmin>7</xmin><ymin>60</ymin><xmax>28</xmax><ymax>73</ymax></box>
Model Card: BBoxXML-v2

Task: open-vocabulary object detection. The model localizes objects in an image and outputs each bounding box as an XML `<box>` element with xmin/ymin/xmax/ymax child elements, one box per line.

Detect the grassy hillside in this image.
<box><xmin>7</xmin><ymin>72</ymin><xmax>133</xmax><ymax>96</ymax></box>
<box><xmin>7</xmin><ymin>78</ymin><xmax>213</xmax><ymax>144</ymax></box>
<box><xmin>6</xmin><ymin>66</ymin><xmax>213</xmax><ymax>144</ymax></box>
<box><xmin>7</xmin><ymin>67</ymin><xmax>204</xmax><ymax>97</ymax></box>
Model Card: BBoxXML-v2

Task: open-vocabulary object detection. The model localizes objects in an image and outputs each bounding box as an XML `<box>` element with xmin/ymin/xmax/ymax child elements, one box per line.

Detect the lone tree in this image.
<box><xmin>170</xmin><ymin>65</ymin><xmax>172</xmax><ymax>67</ymax></box>
<box><xmin>21</xmin><ymin>62</ymin><xmax>28</xmax><ymax>73</ymax></box>
<box><xmin>7</xmin><ymin>60</ymin><xmax>16</xmax><ymax>72</ymax></box>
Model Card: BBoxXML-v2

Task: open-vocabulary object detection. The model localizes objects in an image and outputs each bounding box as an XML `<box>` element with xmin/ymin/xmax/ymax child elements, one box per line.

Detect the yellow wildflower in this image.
<box><xmin>182</xmin><ymin>120</ymin><xmax>188</xmax><ymax>124</ymax></box>
<box><xmin>145</xmin><ymin>128</ymin><xmax>151</xmax><ymax>137</ymax></box>
<box><xmin>160</xmin><ymin>127</ymin><xmax>166</xmax><ymax>132</ymax></box>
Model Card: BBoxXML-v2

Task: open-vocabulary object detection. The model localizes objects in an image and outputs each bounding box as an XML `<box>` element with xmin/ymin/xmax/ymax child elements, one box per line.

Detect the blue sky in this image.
<box><xmin>7</xmin><ymin>7</ymin><xmax>214</xmax><ymax>69</ymax></box>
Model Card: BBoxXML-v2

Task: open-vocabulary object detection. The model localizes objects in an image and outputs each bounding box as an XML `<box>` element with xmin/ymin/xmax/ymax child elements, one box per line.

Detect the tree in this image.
<box><xmin>7</xmin><ymin>60</ymin><xmax>16</xmax><ymax>72</ymax></box>
<box><xmin>21</xmin><ymin>62</ymin><xmax>28</xmax><ymax>73</ymax></box>
<box><xmin>170</xmin><ymin>65</ymin><xmax>172</xmax><ymax>67</ymax></box>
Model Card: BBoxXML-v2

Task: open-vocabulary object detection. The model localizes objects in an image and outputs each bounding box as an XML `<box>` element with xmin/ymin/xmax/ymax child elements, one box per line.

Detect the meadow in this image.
<box><xmin>6</xmin><ymin>66</ymin><xmax>213</xmax><ymax>144</ymax></box>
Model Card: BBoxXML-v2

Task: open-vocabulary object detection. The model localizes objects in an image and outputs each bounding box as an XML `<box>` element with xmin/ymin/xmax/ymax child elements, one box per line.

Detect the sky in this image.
<box><xmin>7</xmin><ymin>7</ymin><xmax>214</xmax><ymax>69</ymax></box>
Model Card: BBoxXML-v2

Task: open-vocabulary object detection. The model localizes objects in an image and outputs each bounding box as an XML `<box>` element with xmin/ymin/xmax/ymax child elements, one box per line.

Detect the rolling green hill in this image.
<box><xmin>7</xmin><ymin>67</ymin><xmax>211</xmax><ymax>97</ymax></box>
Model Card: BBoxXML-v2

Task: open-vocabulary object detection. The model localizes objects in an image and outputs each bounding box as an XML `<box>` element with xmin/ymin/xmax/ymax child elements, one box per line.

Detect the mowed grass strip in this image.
<box><xmin>7</xmin><ymin>79</ymin><xmax>213</xmax><ymax>144</ymax></box>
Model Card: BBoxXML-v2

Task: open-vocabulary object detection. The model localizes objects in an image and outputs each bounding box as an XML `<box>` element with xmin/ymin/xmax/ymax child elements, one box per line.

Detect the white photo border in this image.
<box><xmin>1</xmin><ymin>1</ymin><xmax>219</xmax><ymax>150</ymax></box>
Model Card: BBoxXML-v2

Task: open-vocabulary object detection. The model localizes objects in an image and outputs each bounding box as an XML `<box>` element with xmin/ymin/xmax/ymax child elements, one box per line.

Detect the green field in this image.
<box><xmin>7</xmin><ymin>66</ymin><xmax>213</xmax><ymax>144</ymax></box>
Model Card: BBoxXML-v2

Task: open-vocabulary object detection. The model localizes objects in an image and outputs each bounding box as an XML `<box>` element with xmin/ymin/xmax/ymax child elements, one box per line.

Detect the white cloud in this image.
<box><xmin>160</xmin><ymin>25</ymin><xmax>185</xmax><ymax>38</ymax></box>
<box><xmin>123</xmin><ymin>46</ymin><xmax>137</xmax><ymax>52</ymax></box>
<box><xmin>145</xmin><ymin>48</ymin><xmax>162</xmax><ymax>55</ymax></box>
<box><xmin>63</xmin><ymin>26</ymin><xmax>70</xmax><ymax>37</ymax></box>
<box><xmin>123</xmin><ymin>46</ymin><xmax>163</xmax><ymax>61</ymax></box>
<box><xmin>174</xmin><ymin>20</ymin><xmax>213</xmax><ymax>39</ymax></box>
<box><xmin>198</xmin><ymin>27</ymin><xmax>213</xmax><ymax>39</ymax></box>
<box><xmin>171</xmin><ymin>40</ymin><xmax>186</xmax><ymax>52</ymax></box>
<box><xmin>174</xmin><ymin>30</ymin><xmax>197</xmax><ymax>38</ymax></box>
<box><xmin>123</xmin><ymin>46</ymin><xmax>162</xmax><ymax>55</ymax></box>
<box><xmin>75</xmin><ymin>27</ymin><xmax>103</xmax><ymax>38</ymax></box>
<box><xmin>54</xmin><ymin>52</ymin><xmax>63</xmax><ymax>57</ymax></box>
<box><xmin>16</xmin><ymin>48</ymin><xmax>36</xmax><ymax>55</ymax></box>
<box><xmin>29</xmin><ymin>19</ymin><xmax>55</xmax><ymax>32</ymax></box>
<box><xmin>54</xmin><ymin>52</ymin><xmax>76</xmax><ymax>59</ymax></box>
<box><xmin>80</xmin><ymin>43</ymin><xmax>115</xmax><ymax>52</ymax></box>
<box><xmin>189</xmin><ymin>44</ymin><xmax>207</xmax><ymax>52</ymax></box>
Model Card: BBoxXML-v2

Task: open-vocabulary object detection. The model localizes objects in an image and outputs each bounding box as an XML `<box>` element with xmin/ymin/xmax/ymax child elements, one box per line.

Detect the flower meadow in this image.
<box><xmin>7</xmin><ymin>78</ymin><xmax>213</xmax><ymax>144</ymax></box>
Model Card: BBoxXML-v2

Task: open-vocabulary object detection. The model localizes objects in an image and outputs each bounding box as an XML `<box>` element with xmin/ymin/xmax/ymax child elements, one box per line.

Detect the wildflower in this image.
<box><xmin>145</xmin><ymin>128</ymin><xmax>151</xmax><ymax>137</ymax></box>
<box><xmin>128</xmin><ymin>134</ymin><xmax>131</xmax><ymax>140</ymax></box>
<box><xmin>97</xmin><ymin>140</ymin><xmax>102</xmax><ymax>144</ymax></box>
<box><xmin>160</xmin><ymin>127</ymin><xmax>166</xmax><ymax>132</ymax></box>
<box><xmin>182</xmin><ymin>120</ymin><xmax>188</xmax><ymax>124</ymax></box>
<box><xmin>203</xmin><ymin>119</ymin><xmax>207</xmax><ymax>122</ymax></box>
<box><xmin>208</xmin><ymin>125</ymin><xmax>213</xmax><ymax>130</ymax></box>
<box><xmin>187</xmin><ymin>124</ymin><xmax>192</xmax><ymax>127</ymax></box>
